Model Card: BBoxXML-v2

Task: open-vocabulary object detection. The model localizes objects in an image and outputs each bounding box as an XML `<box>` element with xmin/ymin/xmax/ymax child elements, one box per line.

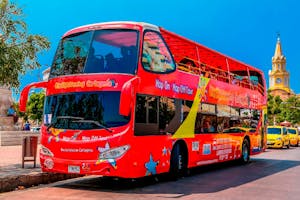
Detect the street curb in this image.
<box><xmin>0</xmin><ymin>172</ymin><xmax>82</xmax><ymax>193</ymax></box>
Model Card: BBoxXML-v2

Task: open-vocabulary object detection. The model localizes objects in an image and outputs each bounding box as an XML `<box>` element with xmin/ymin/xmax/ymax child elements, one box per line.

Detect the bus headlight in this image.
<box><xmin>40</xmin><ymin>145</ymin><xmax>54</xmax><ymax>157</ymax></box>
<box><xmin>100</xmin><ymin>145</ymin><xmax>130</xmax><ymax>159</ymax></box>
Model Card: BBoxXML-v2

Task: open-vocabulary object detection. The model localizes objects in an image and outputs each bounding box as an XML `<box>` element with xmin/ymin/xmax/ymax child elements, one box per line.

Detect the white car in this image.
<box><xmin>30</xmin><ymin>126</ymin><xmax>41</xmax><ymax>132</ymax></box>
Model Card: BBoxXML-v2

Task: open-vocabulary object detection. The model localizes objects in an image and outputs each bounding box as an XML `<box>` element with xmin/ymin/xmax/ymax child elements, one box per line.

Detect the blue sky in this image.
<box><xmin>14</xmin><ymin>0</ymin><xmax>300</xmax><ymax>99</ymax></box>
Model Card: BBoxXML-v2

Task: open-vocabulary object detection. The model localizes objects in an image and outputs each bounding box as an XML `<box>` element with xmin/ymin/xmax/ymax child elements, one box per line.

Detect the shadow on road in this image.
<box><xmin>56</xmin><ymin>155</ymin><xmax>300</xmax><ymax>196</ymax></box>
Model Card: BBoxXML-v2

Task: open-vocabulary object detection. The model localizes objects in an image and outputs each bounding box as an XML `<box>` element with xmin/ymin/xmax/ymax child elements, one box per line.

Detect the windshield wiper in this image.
<box><xmin>75</xmin><ymin>119</ymin><xmax>113</xmax><ymax>133</ymax></box>
<box><xmin>56</xmin><ymin>116</ymin><xmax>84</xmax><ymax>120</ymax></box>
<box><xmin>46</xmin><ymin>116</ymin><xmax>84</xmax><ymax>131</ymax></box>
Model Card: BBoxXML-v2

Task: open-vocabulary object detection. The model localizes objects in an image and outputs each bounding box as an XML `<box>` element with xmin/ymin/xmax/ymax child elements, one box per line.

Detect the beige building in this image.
<box><xmin>268</xmin><ymin>36</ymin><xmax>295</xmax><ymax>100</ymax></box>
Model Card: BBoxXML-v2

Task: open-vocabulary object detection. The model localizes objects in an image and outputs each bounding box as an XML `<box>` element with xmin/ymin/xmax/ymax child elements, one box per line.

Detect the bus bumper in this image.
<box><xmin>40</xmin><ymin>155</ymin><xmax>125</xmax><ymax>177</ymax></box>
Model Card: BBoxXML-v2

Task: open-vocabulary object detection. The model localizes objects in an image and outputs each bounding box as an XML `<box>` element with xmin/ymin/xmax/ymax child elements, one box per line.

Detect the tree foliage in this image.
<box><xmin>0</xmin><ymin>0</ymin><xmax>50</xmax><ymax>89</ymax></box>
<box><xmin>26</xmin><ymin>91</ymin><xmax>45</xmax><ymax>124</ymax></box>
<box><xmin>267</xmin><ymin>90</ymin><xmax>300</xmax><ymax>126</ymax></box>
<box><xmin>13</xmin><ymin>101</ymin><xmax>29</xmax><ymax>121</ymax></box>
<box><xmin>267</xmin><ymin>91</ymin><xmax>282</xmax><ymax>125</ymax></box>
<box><xmin>278</xmin><ymin>96</ymin><xmax>300</xmax><ymax>125</ymax></box>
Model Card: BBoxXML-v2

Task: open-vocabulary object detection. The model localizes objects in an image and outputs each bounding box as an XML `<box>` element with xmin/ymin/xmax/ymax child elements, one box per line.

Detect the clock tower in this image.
<box><xmin>268</xmin><ymin>35</ymin><xmax>294</xmax><ymax>100</ymax></box>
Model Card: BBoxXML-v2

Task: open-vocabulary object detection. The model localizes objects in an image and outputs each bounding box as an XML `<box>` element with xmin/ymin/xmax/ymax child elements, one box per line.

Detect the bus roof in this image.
<box><xmin>62</xmin><ymin>21</ymin><xmax>159</xmax><ymax>38</ymax></box>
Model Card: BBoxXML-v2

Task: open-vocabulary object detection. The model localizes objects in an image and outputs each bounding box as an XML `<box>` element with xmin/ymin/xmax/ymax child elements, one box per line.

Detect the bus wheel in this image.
<box><xmin>239</xmin><ymin>139</ymin><xmax>250</xmax><ymax>164</ymax></box>
<box><xmin>169</xmin><ymin>143</ymin><xmax>187</xmax><ymax>180</ymax></box>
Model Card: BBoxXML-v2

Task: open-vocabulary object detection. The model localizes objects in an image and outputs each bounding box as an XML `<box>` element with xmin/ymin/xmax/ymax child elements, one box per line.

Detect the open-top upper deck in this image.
<box><xmin>160</xmin><ymin>28</ymin><xmax>265</xmax><ymax>95</ymax></box>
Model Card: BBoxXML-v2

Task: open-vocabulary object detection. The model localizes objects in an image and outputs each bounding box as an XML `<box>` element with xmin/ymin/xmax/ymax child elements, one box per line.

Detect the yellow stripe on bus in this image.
<box><xmin>172</xmin><ymin>77</ymin><xmax>210</xmax><ymax>139</ymax></box>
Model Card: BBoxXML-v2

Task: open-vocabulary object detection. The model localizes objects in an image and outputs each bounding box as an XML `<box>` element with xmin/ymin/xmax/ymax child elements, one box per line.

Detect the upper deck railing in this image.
<box><xmin>176</xmin><ymin>56</ymin><xmax>265</xmax><ymax>95</ymax></box>
<box><xmin>159</xmin><ymin>28</ymin><xmax>265</xmax><ymax>96</ymax></box>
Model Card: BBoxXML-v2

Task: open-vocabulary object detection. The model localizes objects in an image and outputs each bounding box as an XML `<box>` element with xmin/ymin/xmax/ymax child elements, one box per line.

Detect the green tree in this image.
<box><xmin>0</xmin><ymin>0</ymin><xmax>50</xmax><ymax>89</ymax></box>
<box><xmin>279</xmin><ymin>96</ymin><xmax>300</xmax><ymax>125</ymax></box>
<box><xmin>27</xmin><ymin>91</ymin><xmax>45</xmax><ymax>124</ymax></box>
<box><xmin>13</xmin><ymin>101</ymin><xmax>29</xmax><ymax>122</ymax></box>
<box><xmin>267</xmin><ymin>91</ymin><xmax>283</xmax><ymax>125</ymax></box>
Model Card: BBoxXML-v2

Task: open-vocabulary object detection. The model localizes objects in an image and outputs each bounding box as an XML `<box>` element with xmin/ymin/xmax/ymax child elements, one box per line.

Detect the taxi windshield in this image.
<box><xmin>287</xmin><ymin>129</ymin><xmax>297</xmax><ymax>134</ymax></box>
<box><xmin>267</xmin><ymin>128</ymin><xmax>281</xmax><ymax>134</ymax></box>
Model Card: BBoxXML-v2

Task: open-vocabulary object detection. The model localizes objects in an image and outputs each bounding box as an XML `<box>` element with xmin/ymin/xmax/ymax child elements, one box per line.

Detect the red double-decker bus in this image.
<box><xmin>20</xmin><ymin>21</ymin><xmax>267</xmax><ymax>179</ymax></box>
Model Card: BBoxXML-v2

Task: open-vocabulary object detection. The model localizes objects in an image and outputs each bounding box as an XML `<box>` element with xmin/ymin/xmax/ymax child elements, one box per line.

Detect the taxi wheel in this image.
<box><xmin>286</xmin><ymin>142</ymin><xmax>290</xmax><ymax>149</ymax></box>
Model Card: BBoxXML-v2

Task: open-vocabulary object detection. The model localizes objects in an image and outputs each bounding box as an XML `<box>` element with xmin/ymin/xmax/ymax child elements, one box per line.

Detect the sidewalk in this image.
<box><xmin>0</xmin><ymin>145</ymin><xmax>80</xmax><ymax>193</ymax></box>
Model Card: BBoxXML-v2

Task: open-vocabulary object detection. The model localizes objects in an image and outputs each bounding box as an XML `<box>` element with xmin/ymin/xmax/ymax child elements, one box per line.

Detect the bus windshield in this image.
<box><xmin>44</xmin><ymin>91</ymin><xmax>130</xmax><ymax>130</ymax></box>
<box><xmin>50</xmin><ymin>29</ymin><xmax>139</xmax><ymax>78</ymax></box>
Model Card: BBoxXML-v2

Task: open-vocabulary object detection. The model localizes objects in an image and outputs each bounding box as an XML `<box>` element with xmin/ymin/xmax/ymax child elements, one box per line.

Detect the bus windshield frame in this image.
<box><xmin>44</xmin><ymin>91</ymin><xmax>130</xmax><ymax>130</ymax></box>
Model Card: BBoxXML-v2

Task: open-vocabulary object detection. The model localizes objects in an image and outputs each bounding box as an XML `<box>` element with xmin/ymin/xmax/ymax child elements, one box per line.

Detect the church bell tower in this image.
<box><xmin>268</xmin><ymin>35</ymin><xmax>293</xmax><ymax>99</ymax></box>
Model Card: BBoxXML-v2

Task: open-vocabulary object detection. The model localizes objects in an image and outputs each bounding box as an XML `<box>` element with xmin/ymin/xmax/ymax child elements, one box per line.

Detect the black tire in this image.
<box><xmin>286</xmin><ymin>142</ymin><xmax>290</xmax><ymax>149</ymax></box>
<box><xmin>169</xmin><ymin>143</ymin><xmax>187</xmax><ymax>180</ymax></box>
<box><xmin>239</xmin><ymin>139</ymin><xmax>250</xmax><ymax>164</ymax></box>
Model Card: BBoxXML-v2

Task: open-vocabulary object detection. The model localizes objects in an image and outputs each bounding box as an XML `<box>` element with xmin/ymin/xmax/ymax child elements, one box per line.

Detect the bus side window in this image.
<box><xmin>142</xmin><ymin>31</ymin><xmax>175</xmax><ymax>73</ymax></box>
<box><xmin>134</xmin><ymin>95</ymin><xmax>159</xmax><ymax>136</ymax></box>
<box><xmin>203</xmin><ymin>115</ymin><xmax>217</xmax><ymax>133</ymax></box>
<box><xmin>195</xmin><ymin>113</ymin><xmax>202</xmax><ymax>134</ymax></box>
<box><xmin>161</xmin><ymin>98</ymin><xmax>181</xmax><ymax>134</ymax></box>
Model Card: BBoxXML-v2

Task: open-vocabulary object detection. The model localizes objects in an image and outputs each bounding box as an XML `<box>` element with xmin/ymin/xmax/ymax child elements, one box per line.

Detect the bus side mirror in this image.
<box><xmin>19</xmin><ymin>81</ymin><xmax>48</xmax><ymax>112</ymax></box>
<box><xmin>119</xmin><ymin>77</ymin><xmax>139</xmax><ymax>116</ymax></box>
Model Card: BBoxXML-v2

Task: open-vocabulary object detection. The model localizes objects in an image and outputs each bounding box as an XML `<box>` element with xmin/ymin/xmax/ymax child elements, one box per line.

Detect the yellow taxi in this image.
<box><xmin>298</xmin><ymin>127</ymin><xmax>300</xmax><ymax>145</ymax></box>
<box><xmin>267</xmin><ymin>126</ymin><xmax>290</xmax><ymax>148</ymax></box>
<box><xmin>223</xmin><ymin>127</ymin><xmax>256</xmax><ymax>133</ymax></box>
<box><xmin>287</xmin><ymin>127</ymin><xmax>299</xmax><ymax>147</ymax></box>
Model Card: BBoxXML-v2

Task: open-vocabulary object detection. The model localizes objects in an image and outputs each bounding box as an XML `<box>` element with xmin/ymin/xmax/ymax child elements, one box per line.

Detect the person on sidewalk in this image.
<box><xmin>24</xmin><ymin>121</ymin><xmax>31</xmax><ymax>131</ymax></box>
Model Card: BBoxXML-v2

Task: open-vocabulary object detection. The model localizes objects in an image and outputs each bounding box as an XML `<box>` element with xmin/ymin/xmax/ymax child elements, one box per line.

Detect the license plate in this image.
<box><xmin>68</xmin><ymin>165</ymin><xmax>80</xmax><ymax>173</ymax></box>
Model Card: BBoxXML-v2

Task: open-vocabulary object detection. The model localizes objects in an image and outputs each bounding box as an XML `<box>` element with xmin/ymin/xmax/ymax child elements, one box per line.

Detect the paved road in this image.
<box><xmin>1</xmin><ymin>147</ymin><xmax>300</xmax><ymax>200</ymax></box>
